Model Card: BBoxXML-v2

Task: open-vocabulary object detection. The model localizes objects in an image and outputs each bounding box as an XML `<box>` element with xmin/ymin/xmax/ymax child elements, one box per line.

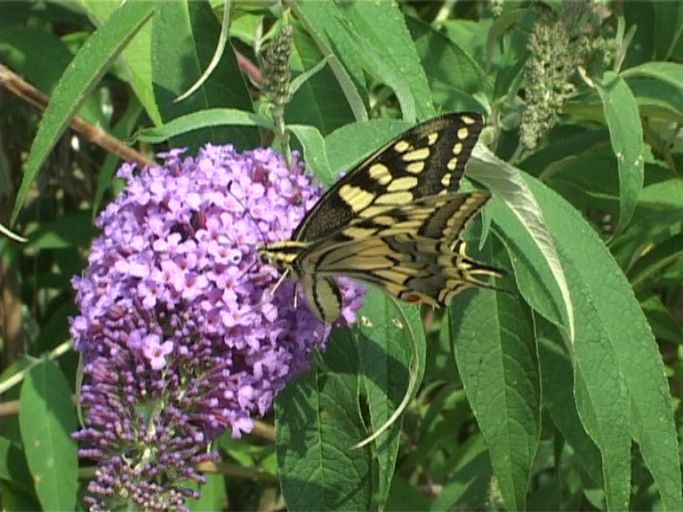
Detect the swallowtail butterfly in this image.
<box><xmin>259</xmin><ymin>112</ymin><xmax>502</xmax><ymax>322</ymax></box>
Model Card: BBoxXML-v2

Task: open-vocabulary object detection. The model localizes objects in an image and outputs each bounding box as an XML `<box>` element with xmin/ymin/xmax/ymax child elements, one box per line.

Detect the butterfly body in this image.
<box><xmin>258</xmin><ymin>112</ymin><xmax>503</xmax><ymax>323</ymax></box>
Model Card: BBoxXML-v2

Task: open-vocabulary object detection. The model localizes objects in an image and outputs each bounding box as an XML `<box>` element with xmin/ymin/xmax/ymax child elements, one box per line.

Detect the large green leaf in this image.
<box><xmin>289</xmin><ymin>124</ymin><xmax>334</xmax><ymax>185</ymax></box>
<box><xmin>151</xmin><ymin>1</ymin><xmax>257</xmax><ymax>150</ymax></box>
<box><xmin>10</xmin><ymin>0</ymin><xmax>156</xmax><ymax>224</ymax></box>
<box><xmin>356</xmin><ymin>289</ymin><xmax>426</xmax><ymax>506</ymax></box>
<box><xmin>275</xmin><ymin>328</ymin><xmax>373</xmax><ymax>510</ymax></box>
<box><xmin>288</xmin><ymin>28</ymin><xmax>356</xmax><ymax>134</ymax></box>
<box><xmin>469</xmin><ymin>145</ymin><xmax>574</xmax><ymax>342</ymax></box>
<box><xmin>596</xmin><ymin>71</ymin><xmax>645</xmax><ymax>234</ymax></box>
<box><xmin>19</xmin><ymin>360</ymin><xmax>78</xmax><ymax>511</ymax></box>
<box><xmin>525</xmin><ymin>175</ymin><xmax>682</xmax><ymax>511</ymax></box>
<box><xmin>83</xmin><ymin>0</ymin><xmax>162</xmax><ymax>124</ymax></box>
<box><xmin>406</xmin><ymin>15</ymin><xmax>489</xmax><ymax>112</ymax></box>
<box><xmin>136</xmin><ymin>108</ymin><xmax>272</xmax><ymax>143</ymax></box>
<box><xmin>0</xmin><ymin>26</ymin><xmax>106</xmax><ymax>125</ymax></box>
<box><xmin>450</xmin><ymin>260</ymin><xmax>540</xmax><ymax>511</ymax></box>
<box><xmin>537</xmin><ymin>325</ymin><xmax>603</xmax><ymax>488</ymax></box>
<box><xmin>295</xmin><ymin>0</ymin><xmax>434</xmax><ymax>121</ymax></box>
<box><xmin>325</xmin><ymin>119</ymin><xmax>412</xmax><ymax>175</ymax></box>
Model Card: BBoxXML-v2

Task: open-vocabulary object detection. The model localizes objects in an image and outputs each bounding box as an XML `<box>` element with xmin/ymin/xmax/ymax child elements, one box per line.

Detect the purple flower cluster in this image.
<box><xmin>71</xmin><ymin>145</ymin><xmax>364</xmax><ymax>511</ymax></box>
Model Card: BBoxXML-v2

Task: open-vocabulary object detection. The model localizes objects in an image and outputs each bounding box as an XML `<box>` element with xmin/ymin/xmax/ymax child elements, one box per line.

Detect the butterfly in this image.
<box><xmin>258</xmin><ymin>112</ymin><xmax>503</xmax><ymax>323</ymax></box>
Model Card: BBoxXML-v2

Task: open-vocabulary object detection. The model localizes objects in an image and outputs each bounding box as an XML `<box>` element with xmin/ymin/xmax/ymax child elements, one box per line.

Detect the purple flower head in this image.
<box><xmin>71</xmin><ymin>145</ymin><xmax>364</xmax><ymax>511</ymax></box>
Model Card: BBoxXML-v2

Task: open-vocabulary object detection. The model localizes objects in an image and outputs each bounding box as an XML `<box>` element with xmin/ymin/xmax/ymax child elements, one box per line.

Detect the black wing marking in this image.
<box><xmin>293</xmin><ymin>112</ymin><xmax>484</xmax><ymax>243</ymax></box>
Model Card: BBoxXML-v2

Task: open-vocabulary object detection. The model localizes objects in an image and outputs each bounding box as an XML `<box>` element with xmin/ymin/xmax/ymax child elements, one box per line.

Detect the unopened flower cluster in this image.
<box><xmin>521</xmin><ymin>2</ymin><xmax>616</xmax><ymax>149</ymax></box>
<box><xmin>71</xmin><ymin>146</ymin><xmax>364</xmax><ymax>510</ymax></box>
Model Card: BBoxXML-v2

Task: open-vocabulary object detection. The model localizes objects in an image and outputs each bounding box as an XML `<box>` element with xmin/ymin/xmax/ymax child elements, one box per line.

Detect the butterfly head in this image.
<box><xmin>257</xmin><ymin>241</ymin><xmax>307</xmax><ymax>276</ymax></box>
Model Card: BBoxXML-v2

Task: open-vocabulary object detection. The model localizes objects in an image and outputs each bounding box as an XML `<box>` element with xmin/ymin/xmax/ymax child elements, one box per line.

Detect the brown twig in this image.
<box><xmin>251</xmin><ymin>418</ymin><xmax>276</xmax><ymax>442</ymax></box>
<box><xmin>0</xmin><ymin>64</ymin><xmax>154</xmax><ymax>168</ymax></box>
<box><xmin>196</xmin><ymin>460</ymin><xmax>278</xmax><ymax>484</ymax></box>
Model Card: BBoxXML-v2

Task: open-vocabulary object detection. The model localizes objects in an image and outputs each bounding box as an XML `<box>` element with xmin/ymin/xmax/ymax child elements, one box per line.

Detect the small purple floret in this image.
<box><xmin>71</xmin><ymin>145</ymin><xmax>364</xmax><ymax>511</ymax></box>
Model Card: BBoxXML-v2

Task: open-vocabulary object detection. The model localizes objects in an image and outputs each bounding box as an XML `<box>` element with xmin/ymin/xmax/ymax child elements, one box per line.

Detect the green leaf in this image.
<box><xmin>0</xmin><ymin>438</ymin><xmax>34</xmax><ymax>498</ymax></box>
<box><xmin>294</xmin><ymin>0</ymin><xmax>369</xmax><ymax>111</ymax></box>
<box><xmin>469</xmin><ymin>144</ymin><xmax>575</xmax><ymax>342</ymax></box>
<box><xmin>83</xmin><ymin>0</ymin><xmax>162</xmax><ymax>125</ymax></box>
<box><xmin>626</xmin><ymin>78</ymin><xmax>683</xmax><ymax>122</ymax></box>
<box><xmin>537</xmin><ymin>328</ymin><xmax>603</xmax><ymax>488</ymax></box>
<box><xmin>0</xmin><ymin>26</ymin><xmax>106</xmax><ymax>126</ymax></box>
<box><xmin>429</xmin><ymin>439</ymin><xmax>493</xmax><ymax>511</ymax></box>
<box><xmin>275</xmin><ymin>328</ymin><xmax>372</xmax><ymax>510</ymax></box>
<box><xmin>136</xmin><ymin>108</ymin><xmax>272</xmax><ymax>144</ymax></box>
<box><xmin>640</xmin><ymin>295</ymin><xmax>683</xmax><ymax>344</ymax></box>
<box><xmin>341</xmin><ymin>21</ymin><xmax>417</xmax><ymax>123</ymax></box>
<box><xmin>628</xmin><ymin>233</ymin><xmax>683</xmax><ymax>288</ymax></box>
<box><xmin>652</xmin><ymin>3</ymin><xmax>683</xmax><ymax>60</ymax></box>
<box><xmin>295</xmin><ymin>0</ymin><xmax>435</xmax><ymax>120</ymax></box>
<box><xmin>596</xmin><ymin>71</ymin><xmax>645</xmax><ymax>234</ymax></box>
<box><xmin>406</xmin><ymin>15</ymin><xmax>489</xmax><ymax>112</ymax></box>
<box><xmin>187</xmin><ymin>473</ymin><xmax>226</xmax><ymax>511</ymax></box>
<box><xmin>525</xmin><ymin>175</ymin><xmax>683</xmax><ymax>511</ymax></box>
<box><xmin>151</xmin><ymin>1</ymin><xmax>257</xmax><ymax>150</ymax></box>
<box><xmin>10</xmin><ymin>0</ymin><xmax>157</xmax><ymax>224</ymax></box>
<box><xmin>93</xmin><ymin>98</ymin><xmax>144</xmax><ymax>216</ymax></box>
<box><xmin>289</xmin><ymin>124</ymin><xmax>334</xmax><ymax>186</ymax></box>
<box><xmin>346</xmin><ymin>1</ymin><xmax>434</xmax><ymax>118</ymax></box>
<box><xmin>356</xmin><ymin>290</ymin><xmax>426</xmax><ymax>506</ymax></box>
<box><xmin>25</xmin><ymin>211</ymin><xmax>96</xmax><ymax>250</ymax></box>
<box><xmin>450</xmin><ymin>268</ymin><xmax>540</xmax><ymax>511</ymax></box>
<box><xmin>622</xmin><ymin>61</ymin><xmax>683</xmax><ymax>90</ymax></box>
<box><xmin>19</xmin><ymin>360</ymin><xmax>78</xmax><ymax>511</ymax></box>
<box><xmin>287</xmin><ymin>30</ymin><xmax>356</xmax><ymax>134</ymax></box>
<box><xmin>492</xmin><ymin>9</ymin><xmax>533</xmax><ymax>101</ymax></box>
<box><xmin>325</xmin><ymin>119</ymin><xmax>412</xmax><ymax>175</ymax></box>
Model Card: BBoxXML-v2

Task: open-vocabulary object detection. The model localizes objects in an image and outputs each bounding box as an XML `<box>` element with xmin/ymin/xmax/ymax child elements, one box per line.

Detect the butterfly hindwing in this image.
<box><xmin>292</xmin><ymin>112</ymin><xmax>483</xmax><ymax>242</ymax></box>
<box><xmin>296</xmin><ymin>193</ymin><xmax>502</xmax><ymax>321</ymax></box>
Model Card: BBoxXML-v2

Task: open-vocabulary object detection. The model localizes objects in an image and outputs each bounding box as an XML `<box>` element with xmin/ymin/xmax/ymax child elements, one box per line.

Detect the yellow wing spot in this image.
<box><xmin>339</xmin><ymin>184</ymin><xmax>375</xmax><ymax>210</ymax></box>
<box><xmin>441</xmin><ymin>173</ymin><xmax>452</xmax><ymax>187</ymax></box>
<box><xmin>406</xmin><ymin>161</ymin><xmax>425</xmax><ymax>173</ymax></box>
<box><xmin>457</xmin><ymin>127</ymin><xmax>469</xmax><ymax>139</ymax></box>
<box><xmin>375</xmin><ymin>191</ymin><xmax>413</xmax><ymax>205</ymax></box>
<box><xmin>343</xmin><ymin>226</ymin><xmax>378</xmax><ymax>239</ymax></box>
<box><xmin>374</xmin><ymin>269</ymin><xmax>409</xmax><ymax>284</ymax></box>
<box><xmin>373</xmin><ymin>215</ymin><xmax>395</xmax><ymax>226</ymax></box>
<box><xmin>359</xmin><ymin>205</ymin><xmax>393</xmax><ymax>218</ymax></box>
<box><xmin>447</xmin><ymin>158</ymin><xmax>458</xmax><ymax>170</ymax></box>
<box><xmin>369</xmin><ymin>163</ymin><xmax>392</xmax><ymax>185</ymax></box>
<box><xmin>402</xmin><ymin>147</ymin><xmax>430</xmax><ymax>162</ymax></box>
<box><xmin>461</xmin><ymin>115</ymin><xmax>477</xmax><ymax>125</ymax></box>
<box><xmin>393</xmin><ymin>140</ymin><xmax>412</xmax><ymax>153</ymax></box>
<box><xmin>427</xmin><ymin>132</ymin><xmax>439</xmax><ymax>145</ymax></box>
<box><xmin>387</xmin><ymin>176</ymin><xmax>418</xmax><ymax>191</ymax></box>
<box><xmin>453</xmin><ymin>142</ymin><xmax>463</xmax><ymax>155</ymax></box>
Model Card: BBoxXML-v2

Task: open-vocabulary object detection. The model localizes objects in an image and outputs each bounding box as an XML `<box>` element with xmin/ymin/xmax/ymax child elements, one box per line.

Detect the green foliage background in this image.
<box><xmin>1</xmin><ymin>1</ymin><xmax>682</xmax><ymax>510</ymax></box>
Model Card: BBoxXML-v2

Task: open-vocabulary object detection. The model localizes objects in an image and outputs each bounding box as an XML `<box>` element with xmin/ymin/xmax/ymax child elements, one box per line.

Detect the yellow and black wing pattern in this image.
<box><xmin>259</xmin><ymin>112</ymin><xmax>503</xmax><ymax>323</ymax></box>
<box><xmin>292</xmin><ymin>112</ymin><xmax>484</xmax><ymax>242</ymax></box>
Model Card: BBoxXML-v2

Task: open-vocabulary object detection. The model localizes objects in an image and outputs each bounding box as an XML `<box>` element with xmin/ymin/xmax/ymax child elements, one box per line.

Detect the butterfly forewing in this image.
<box><xmin>292</xmin><ymin>112</ymin><xmax>483</xmax><ymax>242</ymax></box>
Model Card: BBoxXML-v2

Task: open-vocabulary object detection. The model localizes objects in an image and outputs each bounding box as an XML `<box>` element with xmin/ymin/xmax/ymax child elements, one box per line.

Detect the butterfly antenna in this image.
<box><xmin>226</xmin><ymin>181</ymin><xmax>270</xmax><ymax>249</ymax></box>
<box><xmin>225</xmin><ymin>181</ymin><xmax>297</xmax><ymax>302</ymax></box>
